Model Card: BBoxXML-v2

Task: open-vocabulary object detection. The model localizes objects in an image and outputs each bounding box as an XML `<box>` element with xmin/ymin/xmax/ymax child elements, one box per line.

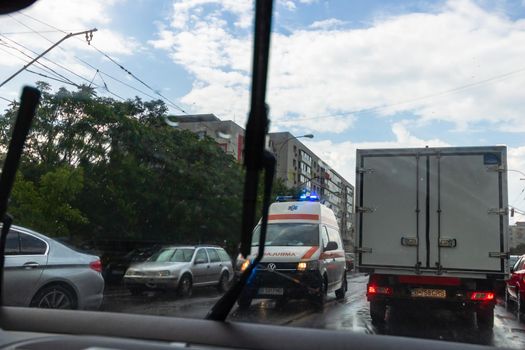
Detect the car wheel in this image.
<box><xmin>31</xmin><ymin>284</ymin><xmax>76</xmax><ymax>310</ymax></box>
<box><xmin>178</xmin><ymin>274</ymin><xmax>193</xmax><ymax>298</ymax></box>
<box><xmin>335</xmin><ymin>273</ymin><xmax>347</xmax><ymax>300</ymax></box>
<box><xmin>370</xmin><ymin>300</ymin><xmax>386</xmax><ymax>325</ymax></box>
<box><xmin>476</xmin><ymin>307</ymin><xmax>494</xmax><ymax>330</ymax></box>
<box><xmin>313</xmin><ymin>275</ymin><xmax>328</xmax><ymax>308</ymax></box>
<box><xmin>217</xmin><ymin>271</ymin><xmax>230</xmax><ymax>293</ymax></box>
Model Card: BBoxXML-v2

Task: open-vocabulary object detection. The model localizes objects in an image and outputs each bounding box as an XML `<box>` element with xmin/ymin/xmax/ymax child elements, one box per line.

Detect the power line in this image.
<box><xmin>0</xmin><ymin>34</ymin><xmax>92</xmax><ymax>85</ymax></box>
<box><xmin>0</xmin><ymin>30</ymin><xmax>72</xmax><ymax>35</ymax></box>
<box><xmin>15</xmin><ymin>12</ymin><xmax>187</xmax><ymax>113</ymax></box>
<box><xmin>275</xmin><ymin>69</ymin><xmax>525</xmax><ymax>124</ymax></box>
<box><xmin>0</xmin><ymin>38</ymin><xmax>77</xmax><ymax>86</ymax></box>
<box><xmin>0</xmin><ymin>96</ymin><xmax>14</xmax><ymax>103</ymax></box>
<box><xmin>25</xmin><ymin>69</ymin><xmax>79</xmax><ymax>87</ymax></box>
<box><xmin>1</xmin><ymin>33</ymin><xmax>126</xmax><ymax>101</ymax></box>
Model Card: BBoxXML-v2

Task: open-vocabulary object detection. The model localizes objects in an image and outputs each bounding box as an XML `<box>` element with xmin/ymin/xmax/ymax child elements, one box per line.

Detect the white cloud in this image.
<box><xmin>171</xmin><ymin>0</ymin><xmax>252</xmax><ymax>29</ymax></box>
<box><xmin>0</xmin><ymin>0</ymin><xmax>141</xmax><ymax>101</ymax></box>
<box><xmin>151</xmin><ymin>0</ymin><xmax>525</xmax><ymax>134</ymax></box>
<box><xmin>280</xmin><ymin>1</ymin><xmax>297</xmax><ymax>11</ymax></box>
<box><xmin>309</xmin><ymin>18</ymin><xmax>346</xmax><ymax>30</ymax></box>
<box><xmin>303</xmin><ymin>122</ymin><xmax>450</xmax><ymax>184</ymax></box>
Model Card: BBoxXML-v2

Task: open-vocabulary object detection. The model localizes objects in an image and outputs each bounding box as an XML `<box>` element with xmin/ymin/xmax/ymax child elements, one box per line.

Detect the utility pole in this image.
<box><xmin>0</xmin><ymin>28</ymin><xmax>97</xmax><ymax>89</ymax></box>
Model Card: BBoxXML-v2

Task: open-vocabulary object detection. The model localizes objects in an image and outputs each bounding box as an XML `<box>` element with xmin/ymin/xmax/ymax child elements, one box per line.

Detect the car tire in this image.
<box><xmin>31</xmin><ymin>284</ymin><xmax>77</xmax><ymax>310</ymax></box>
<box><xmin>217</xmin><ymin>271</ymin><xmax>230</xmax><ymax>293</ymax></box>
<box><xmin>476</xmin><ymin>307</ymin><xmax>494</xmax><ymax>330</ymax></box>
<box><xmin>313</xmin><ymin>275</ymin><xmax>328</xmax><ymax>308</ymax></box>
<box><xmin>178</xmin><ymin>274</ymin><xmax>193</xmax><ymax>298</ymax></box>
<box><xmin>335</xmin><ymin>273</ymin><xmax>347</xmax><ymax>300</ymax></box>
<box><xmin>370</xmin><ymin>300</ymin><xmax>386</xmax><ymax>325</ymax></box>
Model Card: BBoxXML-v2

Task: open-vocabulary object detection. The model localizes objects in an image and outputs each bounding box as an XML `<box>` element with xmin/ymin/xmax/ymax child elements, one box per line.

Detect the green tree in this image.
<box><xmin>1</xmin><ymin>83</ymin><xmax>246</xmax><ymax>248</ymax></box>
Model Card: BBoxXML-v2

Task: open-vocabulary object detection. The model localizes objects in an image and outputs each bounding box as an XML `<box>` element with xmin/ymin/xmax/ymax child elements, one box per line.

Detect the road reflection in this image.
<box><xmin>376</xmin><ymin>305</ymin><xmax>494</xmax><ymax>346</ymax></box>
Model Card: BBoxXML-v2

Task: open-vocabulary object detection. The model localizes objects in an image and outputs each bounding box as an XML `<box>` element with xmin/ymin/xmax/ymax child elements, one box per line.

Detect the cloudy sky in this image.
<box><xmin>1</xmin><ymin>0</ymin><xmax>525</xmax><ymax>221</ymax></box>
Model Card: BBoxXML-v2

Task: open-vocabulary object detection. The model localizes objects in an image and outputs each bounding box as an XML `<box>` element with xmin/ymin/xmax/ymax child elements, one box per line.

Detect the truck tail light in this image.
<box><xmin>367</xmin><ymin>285</ymin><xmax>393</xmax><ymax>295</ymax></box>
<box><xmin>469</xmin><ymin>292</ymin><xmax>494</xmax><ymax>301</ymax></box>
<box><xmin>89</xmin><ymin>259</ymin><xmax>102</xmax><ymax>273</ymax></box>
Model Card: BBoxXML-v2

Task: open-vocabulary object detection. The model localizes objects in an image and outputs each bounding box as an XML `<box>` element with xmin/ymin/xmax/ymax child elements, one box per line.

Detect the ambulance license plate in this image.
<box><xmin>258</xmin><ymin>288</ymin><xmax>284</xmax><ymax>296</ymax></box>
<box><xmin>410</xmin><ymin>288</ymin><xmax>446</xmax><ymax>298</ymax></box>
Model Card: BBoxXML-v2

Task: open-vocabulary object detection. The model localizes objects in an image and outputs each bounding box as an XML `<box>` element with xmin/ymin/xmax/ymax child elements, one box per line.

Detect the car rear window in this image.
<box><xmin>217</xmin><ymin>249</ymin><xmax>230</xmax><ymax>262</ymax></box>
<box><xmin>207</xmin><ymin>249</ymin><xmax>220</xmax><ymax>263</ymax></box>
<box><xmin>5</xmin><ymin>231</ymin><xmax>20</xmax><ymax>255</ymax></box>
<box><xmin>19</xmin><ymin>233</ymin><xmax>47</xmax><ymax>255</ymax></box>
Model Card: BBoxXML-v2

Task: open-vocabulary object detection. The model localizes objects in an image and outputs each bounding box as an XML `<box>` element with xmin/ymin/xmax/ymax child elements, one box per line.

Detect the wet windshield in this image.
<box><xmin>252</xmin><ymin>224</ymin><xmax>319</xmax><ymax>247</ymax></box>
<box><xmin>1</xmin><ymin>0</ymin><xmax>525</xmax><ymax>348</ymax></box>
<box><xmin>149</xmin><ymin>248</ymin><xmax>194</xmax><ymax>263</ymax></box>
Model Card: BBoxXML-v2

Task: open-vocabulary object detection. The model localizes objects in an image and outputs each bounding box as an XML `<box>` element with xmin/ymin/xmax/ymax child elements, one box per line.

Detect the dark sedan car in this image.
<box><xmin>103</xmin><ymin>245</ymin><xmax>161</xmax><ymax>283</ymax></box>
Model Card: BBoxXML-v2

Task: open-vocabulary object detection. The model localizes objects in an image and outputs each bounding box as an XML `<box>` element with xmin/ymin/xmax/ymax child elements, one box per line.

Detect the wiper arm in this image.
<box><xmin>0</xmin><ymin>86</ymin><xmax>40</xmax><ymax>306</ymax></box>
<box><xmin>206</xmin><ymin>0</ymin><xmax>274</xmax><ymax>321</ymax></box>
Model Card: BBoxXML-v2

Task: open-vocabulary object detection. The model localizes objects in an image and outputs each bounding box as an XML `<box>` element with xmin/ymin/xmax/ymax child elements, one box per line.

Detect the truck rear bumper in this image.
<box><xmin>366</xmin><ymin>274</ymin><xmax>497</xmax><ymax>309</ymax></box>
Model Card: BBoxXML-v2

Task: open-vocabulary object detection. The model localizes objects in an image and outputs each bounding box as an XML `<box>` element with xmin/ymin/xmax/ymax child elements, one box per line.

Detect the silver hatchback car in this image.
<box><xmin>124</xmin><ymin>245</ymin><xmax>233</xmax><ymax>297</ymax></box>
<box><xmin>3</xmin><ymin>225</ymin><xmax>104</xmax><ymax>310</ymax></box>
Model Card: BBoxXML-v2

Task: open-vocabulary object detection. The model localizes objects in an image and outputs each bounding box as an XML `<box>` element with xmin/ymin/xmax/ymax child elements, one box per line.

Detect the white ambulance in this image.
<box><xmin>236</xmin><ymin>194</ymin><xmax>347</xmax><ymax>308</ymax></box>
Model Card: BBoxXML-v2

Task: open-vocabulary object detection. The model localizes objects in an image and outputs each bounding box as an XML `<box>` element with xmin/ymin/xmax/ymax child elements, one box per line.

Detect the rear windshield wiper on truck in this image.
<box><xmin>0</xmin><ymin>87</ymin><xmax>40</xmax><ymax>305</ymax></box>
<box><xmin>206</xmin><ymin>0</ymin><xmax>274</xmax><ymax>321</ymax></box>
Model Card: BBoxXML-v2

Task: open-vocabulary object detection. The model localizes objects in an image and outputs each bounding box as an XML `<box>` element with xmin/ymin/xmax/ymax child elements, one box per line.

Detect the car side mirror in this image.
<box><xmin>195</xmin><ymin>258</ymin><xmax>207</xmax><ymax>265</ymax></box>
<box><xmin>325</xmin><ymin>241</ymin><xmax>338</xmax><ymax>251</ymax></box>
<box><xmin>510</xmin><ymin>266</ymin><xmax>514</xmax><ymax>273</ymax></box>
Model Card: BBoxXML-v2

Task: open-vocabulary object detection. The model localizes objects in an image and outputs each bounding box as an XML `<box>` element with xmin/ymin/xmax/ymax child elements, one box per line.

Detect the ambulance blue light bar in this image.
<box><xmin>275</xmin><ymin>192</ymin><xmax>320</xmax><ymax>202</ymax></box>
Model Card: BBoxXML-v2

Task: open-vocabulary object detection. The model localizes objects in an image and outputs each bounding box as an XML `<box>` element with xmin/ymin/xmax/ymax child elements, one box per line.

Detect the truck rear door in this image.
<box><xmin>429</xmin><ymin>151</ymin><xmax>505</xmax><ymax>273</ymax></box>
<box><xmin>356</xmin><ymin>153</ymin><xmax>426</xmax><ymax>269</ymax></box>
<box><xmin>356</xmin><ymin>147</ymin><xmax>507</xmax><ymax>276</ymax></box>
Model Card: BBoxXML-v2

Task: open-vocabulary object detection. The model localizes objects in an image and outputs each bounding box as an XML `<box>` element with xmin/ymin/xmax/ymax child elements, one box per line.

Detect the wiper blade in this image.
<box><xmin>0</xmin><ymin>86</ymin><xmax>40</xmax><ymax>305</ymax></box>
<box><xmin>206</xmin><ymin>0</ymin><xmax>274</xmax><ymax>321</ymax></box>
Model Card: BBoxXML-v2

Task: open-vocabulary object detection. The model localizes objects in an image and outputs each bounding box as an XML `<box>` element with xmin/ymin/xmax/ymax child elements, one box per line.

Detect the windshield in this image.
<box><xmin>252</xmin><ymin>223</ymin><xmax>319</xmax><ymax>247</ymax></box>
<box><xmin>148</xmin><ymin>248</ymin><xmax>194</xmax><ymax>263</ymax></box>
<box><xmin>1</xmin><ymin>0</ymin><xmax>525</xmax><ymax>348</ymax></box>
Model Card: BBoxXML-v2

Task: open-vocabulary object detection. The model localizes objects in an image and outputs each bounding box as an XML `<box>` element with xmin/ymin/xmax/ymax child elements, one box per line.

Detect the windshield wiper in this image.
<box><xmin>0</xmin><ymin>87</ymin><xmax>40</xmax><ymax>306</ymax></box>
<box><xmin>206</xmin><ymin>0</ymin><xmax>274</xmax><ymax>321</ymax></box>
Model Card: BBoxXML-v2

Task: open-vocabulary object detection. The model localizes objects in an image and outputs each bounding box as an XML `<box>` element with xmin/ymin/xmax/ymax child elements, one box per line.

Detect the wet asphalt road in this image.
<box><xmin>102</xmin><ymin>274</ymin><xmax>525</xmax><ymax>349</ymax></box>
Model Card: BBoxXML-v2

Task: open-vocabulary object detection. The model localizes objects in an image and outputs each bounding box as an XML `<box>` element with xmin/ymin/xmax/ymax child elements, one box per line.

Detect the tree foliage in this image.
<box><xmin>0</xmin><ymin>83</ymin><xmax>264</xmax><ymax>250</ymax></box>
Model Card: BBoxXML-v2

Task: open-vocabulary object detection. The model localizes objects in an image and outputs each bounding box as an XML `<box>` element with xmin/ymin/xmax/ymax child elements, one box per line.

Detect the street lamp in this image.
<box><xmin>277</xmin><ymin>134</ymin><xmax>314</xmax><ymax>154</ymax></box>
<box><xmin>274</xmin><ymin>134</ymin><xmax>314</xmax><ymax>183</ymax></box>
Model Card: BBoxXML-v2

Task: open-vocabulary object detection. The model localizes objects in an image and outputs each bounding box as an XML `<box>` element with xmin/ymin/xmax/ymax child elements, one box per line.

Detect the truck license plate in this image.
<box><xmin>258</xmin><ymin>288</ymin><xmax>284</xmax><ymax>296</ymax></box>
<box><xmin>411</xmin><ymin>288</ymin><xmax>446</xmax><ymax>298</ymax></box>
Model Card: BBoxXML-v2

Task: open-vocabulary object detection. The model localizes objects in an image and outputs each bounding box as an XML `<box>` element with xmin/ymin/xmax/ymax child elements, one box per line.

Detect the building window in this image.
<box><xmin>300</xmin><ymin>150</ymin><xmax>312</xmax><ymax>165</ymax></box>
<box><xmin>300</xmin><ymin>161</ymin><xmax>311</xmax><ymax>174</ymax></box>
<box><xmin>196</xmin><ymin>131</ymin><xmax>207</xmax><ymax>140</ymax></box>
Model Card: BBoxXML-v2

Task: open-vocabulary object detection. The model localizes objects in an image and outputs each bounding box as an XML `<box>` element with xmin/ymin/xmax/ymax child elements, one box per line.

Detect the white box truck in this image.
<box><xmin>355</xmin><ymin>146</ymin><xmax>509</xmax><ymax>330</ymax></box>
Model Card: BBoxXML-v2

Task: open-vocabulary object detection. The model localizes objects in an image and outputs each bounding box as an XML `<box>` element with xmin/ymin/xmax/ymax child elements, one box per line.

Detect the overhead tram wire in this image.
<box><xmin>13</xmin><ymin>13</ymin><xmax>187</xmax><ymax>113</ymax></box>
<box><xmin>275</xmin><ymin>69</ymin><xmax>525</xmax><ymax>124</ymax></box>
<box><xmin>0</xmin><ymin>45</ymin><xmax>79</xmax><ymax>88</ymax></box>
<box><xmin>0</xmin><ymin>33</ymin><xmax>125</xmax><ymax>101</ymax></box>
<box><xmin>0</xmin><ymin>34</ymin><xmax>95</xmax><ymax>85</ymax></box>
<box><xmin>0</xmin><ymin>38</ymin><xmax>78</xmax><ymax>86</ymax></box>
<box><xmin>0</xmin><ymin>29</ymin><xmax>71</xmax><ymax>35</ymax></box>
<box><xmin>10</xmin><ymin>14</ymin><xmax>183</xmax><ymax>111</ymax></box>
<box><xmin>25</xmin><ymin>69</ymin><xmax>79</xmax><ymax>87</ymax></box>
<box><xmin>0</xmin><ymin>96</ymin><xmax>14</xmax><ymax>103</ymax></box>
